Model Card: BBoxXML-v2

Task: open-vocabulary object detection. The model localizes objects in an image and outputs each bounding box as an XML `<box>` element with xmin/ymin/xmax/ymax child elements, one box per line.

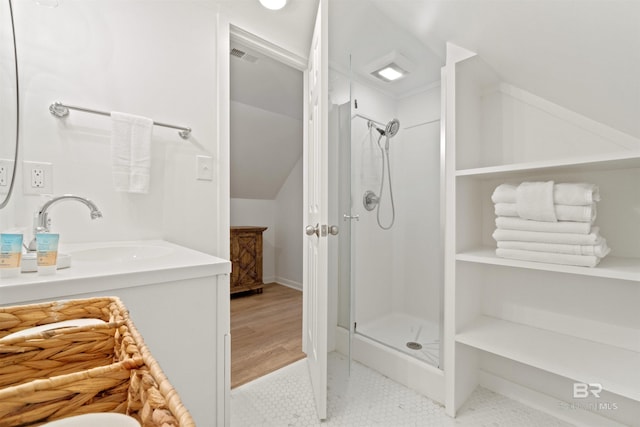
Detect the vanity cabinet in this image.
<box><xmin>0</xmin><ymin>241</ymin><xmax>232</xmax><ymax>427</ymax></box>
<box><xmin>230</xmin><ymin>226</ymin><xmax>267</xmax><ymax>294</ymax></box>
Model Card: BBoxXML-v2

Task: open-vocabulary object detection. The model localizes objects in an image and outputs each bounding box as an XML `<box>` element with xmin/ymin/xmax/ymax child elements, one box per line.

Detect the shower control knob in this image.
<box><xmin>328</xmin><ymin>225</ymin><xmax>339</xmax><ymax>236</ymax></box>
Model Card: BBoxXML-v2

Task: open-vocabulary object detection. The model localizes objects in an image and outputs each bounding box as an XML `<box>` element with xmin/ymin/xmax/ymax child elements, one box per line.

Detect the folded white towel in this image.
<box><xmin>496</xmin><ymin>248</ymin><xmax>602</xmax><ymax>267</ymax></box>
<box><xmin>492</xmin><ymin>227</ymin><xmax>602</xmax><ymax>245</ymax></box>
<box><xmin>496</xmin><ymin>216</ymin><xmax>592</xmax><ymax>234</ymax></box>
<box><xmin>495</xmin><ymin>202</ymin><xmax>597</xmax><ymax>223</ymax></box>
<box><xmin>111</xmin><ymin>112</ymin><xmax>153</xmax><ymax>194</ymax></box>
<box><xmin>516</xmin><ymin>181</ymin><xmax>557</xmax><ymax>222</ymax></box>
<box><xmin>492</xmin><ymin>182</ymin><xmax>600</xmax><ymax>206</ymax></box>
<box><xmin>497</xmin><ymin>239</ymin><xmax>610</xmax><ymax>257</ymax></box>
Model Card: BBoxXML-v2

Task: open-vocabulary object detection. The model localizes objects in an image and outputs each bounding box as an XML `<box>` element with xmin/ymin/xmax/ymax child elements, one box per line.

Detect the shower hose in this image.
<box><xmin>374</xmin><ymin>130</ymin><xmax>395</xmax><ymax>230</ymax></box>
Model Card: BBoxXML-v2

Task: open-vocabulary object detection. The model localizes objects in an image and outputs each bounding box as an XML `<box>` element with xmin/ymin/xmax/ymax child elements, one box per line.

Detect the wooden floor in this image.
<box><xmin>231</xmin><ymin>282</ymin><xmax>305</xmax><ymax>389</ymax></box>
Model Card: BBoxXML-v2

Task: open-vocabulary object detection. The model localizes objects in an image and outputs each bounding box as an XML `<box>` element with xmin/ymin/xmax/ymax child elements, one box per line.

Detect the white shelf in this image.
<box><xmin>456</xmin><ymin>247</ymin><xmax>640</xmax><ymax>282</ymax></box>
<box><xmin>456</xmin><ymin>150</ymin><xmax>640</xmax><ymax>179</ymax></box>
<box><xmin>456</xmin><ymin>315</ymin><xmax>640</xmax><ymax>401</ymax></box>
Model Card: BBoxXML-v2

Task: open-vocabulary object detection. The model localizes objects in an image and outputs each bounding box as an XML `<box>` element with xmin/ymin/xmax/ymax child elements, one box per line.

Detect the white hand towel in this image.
<box><xmin>515</xmin><ymin>181</ymin><xmax>557</xmax><ymax>222</ymax></box>
<box><xmin>495</xmin><ymin>202</ymin><xmax>596</xmax><ymax>223</ymax></box>
<box><xmin>497</xmin><ymin>239</ymin><xmax>610</xmax><ymax>257</ymax></box>
<box><xmin>496</xmin><ymin>216</ymin><xmax>592</xmax><ymax>234</ymax></box>
<box><xmin>491</xmin><ymin>182</ymin><xmax>600</xmax><ymax>206</ymax></box>
<box><xmin>496</xmin><ymin>248</ymin><xmax>602</xmax><ymax>267</ymax></box>
<box><xmin>111</xmin><ymin>112</ymin><xmax>153</xmax><ymax>194</ymax></box>
<box><xmin>492</xmin><ymin>227</ymin><xmax>602</xmax><ymax>245</ymax></box>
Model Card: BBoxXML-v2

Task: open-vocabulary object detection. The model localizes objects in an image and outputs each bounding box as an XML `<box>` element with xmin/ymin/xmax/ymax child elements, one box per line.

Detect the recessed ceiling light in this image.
<box><xmin>365</xmin><ymin>51</ymin><xmax>414</xmax><ymax>84</ymax></box>
<box><xmin>374</xmin><ymin>65</ymin><xmax>406</xmax><ymax>82</ymax></box>
<box><xmin>259</xmin><ymin>0</ymin><xmax>287</xmax><ymax>10</ymax></box>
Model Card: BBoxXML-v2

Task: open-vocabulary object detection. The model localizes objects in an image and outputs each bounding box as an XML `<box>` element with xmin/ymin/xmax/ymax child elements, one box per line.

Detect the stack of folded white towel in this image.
<box><xmin>491</xmin><ymin>181</ymin><xmax>610</xmax><ymax>267</ymax></box>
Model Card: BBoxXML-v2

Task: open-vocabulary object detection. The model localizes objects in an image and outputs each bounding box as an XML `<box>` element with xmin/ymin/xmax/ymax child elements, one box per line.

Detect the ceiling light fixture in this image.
<box><xmin>365</xmin><ymin>50</ymin><xmax>414</xmax><ymax>84</ymax></box>
<box><xmin>259</xmin><ymin>0</ymin><xmax>287</xmax><ymax>10</ymax></box>
<box><xmin>374</xmin><ymin>64</ymin><xmax>407</xmax><ymax>82</ymax></box>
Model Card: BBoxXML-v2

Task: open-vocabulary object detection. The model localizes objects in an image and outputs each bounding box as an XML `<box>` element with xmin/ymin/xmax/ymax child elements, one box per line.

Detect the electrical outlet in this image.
<box><xmin>0</xmin><ymin>159</ymin><xmax>15</xmax><ymax>194</ymax></box>
<box><xmin>23</xmin><ymin>161</ymin><xmax>53</xmax><ymax>195</ymax></box>
<box><xmin>32</xmin><ymin>168</ymin><xmax>44</xmax><ymax>188</ymax></box>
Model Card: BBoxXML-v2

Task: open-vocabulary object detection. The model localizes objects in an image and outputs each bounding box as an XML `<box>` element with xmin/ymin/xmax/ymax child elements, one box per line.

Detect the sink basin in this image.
<box><xmin>69</xmin><ymin>244</ymin><xmax>173</xmax><ymax>263</ymax></box>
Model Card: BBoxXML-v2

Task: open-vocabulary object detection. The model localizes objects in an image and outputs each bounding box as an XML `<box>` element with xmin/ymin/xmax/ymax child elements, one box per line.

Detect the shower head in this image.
<box><xmin>385</xmin><ymin>118</ymin><xmax>400</xmax><ymax>138</ymax></box>
<box><xmin>376</xmin><ymin>118</ymin><xmax>401</xmax><ymax>138</ymax></box>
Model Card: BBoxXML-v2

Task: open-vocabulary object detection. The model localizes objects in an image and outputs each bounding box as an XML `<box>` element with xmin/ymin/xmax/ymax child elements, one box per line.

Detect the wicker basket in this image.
<box><xmin>0</xmin><ymin>297</ymin><xmax>139</xmax><ymax>389</ymax></box>
<box><xmin>0</xmin><ymin>297</ymin><xmax>195</xmax><ymax>427</ymax></box>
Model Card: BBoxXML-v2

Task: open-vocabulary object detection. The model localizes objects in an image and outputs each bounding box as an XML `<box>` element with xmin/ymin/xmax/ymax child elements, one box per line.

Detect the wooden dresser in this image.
<box><xmin>230</xmin><ymin>226</ymin><xmax>268</xmax><ymax>294</ymax></box>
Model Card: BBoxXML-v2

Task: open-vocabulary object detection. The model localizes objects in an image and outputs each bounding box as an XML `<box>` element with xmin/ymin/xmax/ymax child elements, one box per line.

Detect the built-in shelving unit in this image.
<box><xmin>444</xmin><ymin>50</ymin><xmax>640</xmax><ymax>425</ymax></box>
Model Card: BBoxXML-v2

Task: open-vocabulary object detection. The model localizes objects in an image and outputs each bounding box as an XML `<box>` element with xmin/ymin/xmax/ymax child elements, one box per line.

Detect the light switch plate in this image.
<box><xmin>196</xmin><ymin>155</ymin><xmax>214</xmax><ymax>181</ymax></box>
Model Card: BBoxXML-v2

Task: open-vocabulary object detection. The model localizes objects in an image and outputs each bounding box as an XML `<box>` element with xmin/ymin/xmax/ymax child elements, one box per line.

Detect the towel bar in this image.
<box><xmin>49</xmin><ymin>101</ymin><xmax>192</xmax><ymax>139</ymax></box>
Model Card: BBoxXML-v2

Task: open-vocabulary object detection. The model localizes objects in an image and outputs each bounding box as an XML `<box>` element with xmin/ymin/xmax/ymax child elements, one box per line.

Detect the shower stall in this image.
<box><xmin>335</xmin><ymin>83</ymin><xmax>443</xmax><ymax>364</ymax></box>
<box><xmin>327</xmin><ymin>0</ymin><xmax>445</xmax><ymax>400</ymax></box>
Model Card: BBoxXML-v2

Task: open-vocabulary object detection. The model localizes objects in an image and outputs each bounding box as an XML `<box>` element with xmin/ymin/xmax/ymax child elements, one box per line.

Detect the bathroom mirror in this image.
<box><xmin>0</xmin><ymin>0</ymin><xmax>19</xmax><ymax>209</ymax></box>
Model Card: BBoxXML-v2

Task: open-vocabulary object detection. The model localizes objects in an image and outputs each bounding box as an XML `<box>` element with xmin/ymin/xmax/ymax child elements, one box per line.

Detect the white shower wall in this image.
<box><xmin>352</xmin><ymin>81</ymin><xmax>442</xmax><ymax>327</ymax></box>
<box><xmin>393</xmin><ymin>85</ymin><xmax>441</xmax><ymax>323</ymax></box>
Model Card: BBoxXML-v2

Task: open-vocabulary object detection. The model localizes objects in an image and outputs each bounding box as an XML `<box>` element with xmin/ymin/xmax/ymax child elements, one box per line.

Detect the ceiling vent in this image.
<box><xmin>230</xmin><ymin>48</ymin><xmax>246</xmax><ymax>58</ymax></box>
<box><xmin>230</xmin><ymin>48</ymin><xmax>259</xmax><ymax>63</ymax></box>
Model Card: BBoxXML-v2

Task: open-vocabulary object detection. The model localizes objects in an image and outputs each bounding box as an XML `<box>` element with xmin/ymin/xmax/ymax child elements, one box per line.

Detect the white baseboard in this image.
<box><xmin>479</xmin><ymin>371</ymin><xmax>627</xmax><ymax>427</ymax></box>
<box><xmin>274</xmin><ymin>277</ymin><xmax>302</xmax><ymax>291</ymax></box>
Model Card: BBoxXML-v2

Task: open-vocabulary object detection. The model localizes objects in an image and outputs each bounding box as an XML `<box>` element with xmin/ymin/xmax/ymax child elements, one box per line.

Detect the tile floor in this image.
<box><xmin>231</xmin><ymin>352</ymin><xmax>573</xmax><ymax>426</ymax></box>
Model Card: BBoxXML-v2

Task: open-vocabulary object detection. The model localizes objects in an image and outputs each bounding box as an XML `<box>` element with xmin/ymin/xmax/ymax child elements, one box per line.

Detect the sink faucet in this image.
<box><xmin>27</xmin><ymin>194</ymin><xmax>103</xmax><ymax>251</ymax></box>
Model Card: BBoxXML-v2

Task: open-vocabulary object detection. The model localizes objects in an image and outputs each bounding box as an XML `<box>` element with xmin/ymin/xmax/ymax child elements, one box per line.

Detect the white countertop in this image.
<box><xmin>0</xmin><ymin>240</ymin><xmax>231</xmax><ymax>306</ymax></box>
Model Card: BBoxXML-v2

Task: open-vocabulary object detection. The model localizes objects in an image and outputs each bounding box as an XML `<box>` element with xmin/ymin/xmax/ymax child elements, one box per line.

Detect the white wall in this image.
<box><xmin>0</xmin><ymin>1</ymin><xmax>220</xmax><ymax>257</ymax></box>
<box><xmin>394</xmin><ymin>85</ymin><xmax>442</xmax><ymax>323</ymax></box>
<box><xmin>230</xmin><ymin>198</ymin><xmax>276</xmax><ymax>283</ymax></box>
<box><xmin>230</xmin><ymin>158</ymin><xmax>303</xmax><ymax>288</ymax></box>
<box><xmin>274</xmin><ymin>157</ymin><xmax>303</xmax><ymax>289</ymax></box>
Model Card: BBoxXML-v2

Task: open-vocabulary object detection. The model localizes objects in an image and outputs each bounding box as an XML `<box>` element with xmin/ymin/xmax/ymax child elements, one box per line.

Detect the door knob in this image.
<box><xmin>305</xmin><ymin>224</ymin><xmax>319</xmax><ymax>237</ymax></box>
<box><xmin>328</xmin><ymin>225</ymin><xmax>339</xmax><ymax>235</ymax></box>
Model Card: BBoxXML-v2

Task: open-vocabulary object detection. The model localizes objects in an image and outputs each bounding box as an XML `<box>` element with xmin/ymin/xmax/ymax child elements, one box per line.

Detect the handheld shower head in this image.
<box><xmin>375</xmin><ymin>118</ymin><xmax>401</xmax><ymax>138</ymax></box>
<box><xmin>385</xmin><ymin>118</ymin><xmax>400</xmax><ymax>138</ymax></box>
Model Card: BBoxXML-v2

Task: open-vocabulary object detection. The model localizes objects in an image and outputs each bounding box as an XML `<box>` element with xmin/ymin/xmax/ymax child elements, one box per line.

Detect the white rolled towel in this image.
<box><xmin>492</xmin><ymin>227</ymin><xmax>603</xmax><ymax>245</ymax></box>
<box><xmin>496</xmin><ymin>248</ymin><xmax>602</xmax><ymax>268</ymax></box>
<box><xmin>495</xmin><ymin>202</ymin><xmax>596</xmax><ymax>223</ymax></box>
<box><xmin>492</xmin><ymin>182</ymin><xmax>600</xmax><ymax>206</ymax></box>
<box><xmin>496</xmin><ymin>239</ymin><xmax>610</xmax><ymax>257</ymax></box>
<box><xmin>496</xmin><ymin>216</ymin><xmax>592</xmax><ymax>234</ymax></box>
<box><xmin>516</xmin><ymin>181</ymin><xmax>557</xmax><ymax>222</ymax></box>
